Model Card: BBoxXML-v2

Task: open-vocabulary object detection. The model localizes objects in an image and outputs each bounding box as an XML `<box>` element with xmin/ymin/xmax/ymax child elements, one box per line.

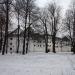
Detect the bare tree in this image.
<box><xmin>26</xmin><ymin>5</ymin><xmax>40</xmax><ymax>54</ymax></box>
<box><xmin>72</xmin><ymin>1</ymin><xmax>75</xmax><ymax>53</ymax></box>
<box><xmin>22</xmin><ymin>0</ymin><xmax>30</xmax><ymax>55</ymax></box>
<box><xmin>20</xmin><ymin>0</ymin><xmax>37</xmax><ymax>54</ymax></box>
<box><xmin>13</xmin><ymin>0</ymin><xmax>23</xmax><ymax>53</ymax></box>
<box><xmin>63</xmin><ymin>9</ymin><xmax>73</xmax><ymax>51</ymax></box>
<box><xmin>73</xmin><ymin>13</ymin><xmax>75</xmax><ymax>53</ymax></box>
<box><xmin>64</xmin><ymin>0</ymin><xmax>75</xmax><ymax>53</ymax></box>
<box><xmin>11</xmin><ymin>0</ymin><xmax>28</xmax><ymax>54</ymax></box>
<box><xmin>48</xmin><ymin>2</ymin><xmax>61</xmax><ymax>53</ymax></box>
<box><xmin>1</xmin><ymin>0</ymin><xmax>12</xmax><ymax>55</ymax></box>
<box><xmin>39</xmin><ymin>10</ymin><xmax>49</xmax><ymax>53</ymax></box>
<box><xmin>2</xmin><ymin>0</ymin><xmax>9</xmax><ymax>55</ymax></box>
<box><xmin>0</xmin><ymin>12</ymin><xmax>5</xmax><ymax>52</ymax></box>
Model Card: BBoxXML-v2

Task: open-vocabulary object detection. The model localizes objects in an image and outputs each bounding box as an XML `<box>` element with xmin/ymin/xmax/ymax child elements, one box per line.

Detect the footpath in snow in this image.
<box><xmin>0</xmin><ymin>52</ymin><xmax>75</xmax><ymax>75</ymax></box>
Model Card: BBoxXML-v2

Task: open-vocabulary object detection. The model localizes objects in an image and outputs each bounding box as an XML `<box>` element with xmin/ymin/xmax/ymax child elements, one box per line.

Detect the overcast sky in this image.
<box><xmin>36</xmin><ymin>0</ymin><xmax>71</xmax><ymax>16</ymax></box>
<box><xmin>36</xmin><ymin>0</ymin><xmax>71</xmax><ymax>8</ymax></box>
<box><xmin>35</xmin><ymin>0</ymin><xmax>72</xmax><ymax>37</ymax></box>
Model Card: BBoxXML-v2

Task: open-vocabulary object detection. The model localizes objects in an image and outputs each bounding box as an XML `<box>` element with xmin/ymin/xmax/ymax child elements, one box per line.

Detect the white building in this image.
<box><xmin>7</xmin><ymin>27</ymin><xmax>71</xmax><ymax>53</ymax></box>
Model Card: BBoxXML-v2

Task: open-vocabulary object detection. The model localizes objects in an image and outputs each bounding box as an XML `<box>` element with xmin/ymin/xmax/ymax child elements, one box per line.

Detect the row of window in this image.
<box><xmin>9</xmin><ymin>38</ymin><xmax>12</xmax><ymax>50</ymax></box>
<box><xmin>33</xmin><ymin>41</ymin><xmax>52</xmax><ymax>43</ymax></box>
<box><xmin>34</xmin><ymin>45</ymin><xmax>51</xmax><ymax>47</ymax></box>
<box><xmin>10</xmin><ymin>38</ymin><xmax>59</xmax><ymax>44</ymax></box>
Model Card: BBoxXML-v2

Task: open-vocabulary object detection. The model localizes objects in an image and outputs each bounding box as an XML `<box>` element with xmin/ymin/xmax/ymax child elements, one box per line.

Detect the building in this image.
<box><xmin>7</xmin><ymin>27</ymin><xmax>71</xmax><ymax>53</ymax></box>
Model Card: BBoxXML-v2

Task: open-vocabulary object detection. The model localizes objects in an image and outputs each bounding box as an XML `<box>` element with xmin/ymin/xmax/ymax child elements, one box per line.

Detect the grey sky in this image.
<box><xmin>36</xmin><ymin>0</ymin><xmax>72</xmax><ymax>37</ymax></box>
<box><xmin>36</xmin><ymin>0</ymin><xmax>71</xmax><ymax>15</ymax></box>
<box><xmin>36</xmin><ymin>0</ymin><xmax>71</xmax><ymax>8</ymax></box>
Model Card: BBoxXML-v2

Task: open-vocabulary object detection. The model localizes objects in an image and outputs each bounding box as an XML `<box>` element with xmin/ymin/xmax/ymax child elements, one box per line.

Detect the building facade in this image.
<box><xmin>7</xmin><ymin>28</ymin><xmax>71</xmax><ymax>53</ymax></box>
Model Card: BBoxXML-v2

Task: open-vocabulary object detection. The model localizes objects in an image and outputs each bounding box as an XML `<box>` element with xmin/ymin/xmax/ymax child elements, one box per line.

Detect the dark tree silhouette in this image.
<box><xmin>2</xmin><ymin>0</ymin><xmax>9</xmax><ymax>55</ymax></box>
<box><xmin>0</xmin><ymin>13</ymin><xmax>5</xmax><ymax>52</ymax></box>
<box><xmin>39</xmin><ymin>10</ymin><xmax>49</xmax><ymax>53</ymax></box>
<box><xmin>14</xmin><ymin>0</ymin><xmax>22</xmax><ymax>53</ymax></box>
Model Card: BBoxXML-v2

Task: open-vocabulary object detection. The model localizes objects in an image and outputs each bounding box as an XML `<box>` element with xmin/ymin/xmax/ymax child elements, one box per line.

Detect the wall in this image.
<box><xmin>8</xmin><ymin>36</ymin><xmax>71</xmax><ymax>53</ymax></box>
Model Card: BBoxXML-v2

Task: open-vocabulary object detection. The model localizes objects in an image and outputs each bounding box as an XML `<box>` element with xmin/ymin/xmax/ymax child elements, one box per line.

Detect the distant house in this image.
<box><xmin>7</xmin><ymin>27</ymin><xmax>71</xmax><ymax>53</ymax></box>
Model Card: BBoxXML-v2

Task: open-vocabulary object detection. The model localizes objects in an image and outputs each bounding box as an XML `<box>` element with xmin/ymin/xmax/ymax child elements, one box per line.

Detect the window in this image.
<box><xmin>40</xmin><ymin>41</ymin><xmax>41</xmax><ymax>43</ymax></box>
<box><xmin>10</xmin><ymin>48</ymin><xmax>12</xmax><ymax>50</ymax></box>
<box><xmin>40</xmin><ymin>45</ymin><xmax>41</xmax><ymax>47</ymax></box>
<box><xmin>10</xmin><ymin>43</ymin><xmax>12</xmax><ymax>45</ymax></box>
<box><xmin>43</xmin><ymin>45</ymin><xmax>45</xmax><ymax>47</ymax></box>
<box><xmin>10</xmin><ymin>38</ymin><xmax>13</xmax><ymax>40</ymax></box>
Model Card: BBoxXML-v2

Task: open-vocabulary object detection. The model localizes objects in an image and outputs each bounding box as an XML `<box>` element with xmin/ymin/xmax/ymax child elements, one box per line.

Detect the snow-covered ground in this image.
<box><xmin>0</xmin><ymin>52</ymin><xmax>75</xmax><ymax>75</ymax></box>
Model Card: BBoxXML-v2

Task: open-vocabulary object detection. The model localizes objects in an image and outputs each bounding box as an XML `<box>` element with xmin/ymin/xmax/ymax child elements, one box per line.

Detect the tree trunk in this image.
<box><xmin>45</xmin><ymin>35</ymin><xmax>48</xmax><ymax>53</ymax></box>
<box><xmin>52</xmin><ymin>17</ymin><xmax>56</xmax><ymax>53</ymax></box>
<box><xmin>68</xmin><ymin>19</ymin><xmax>73</xmax><ymax>52</ymax></box>
<box><xmin>6</xmin><ymin>38</ymin><xmax>8</xmax><ymax>54</ymax></box>
<box><xmin>16</xmin><ymin>10</ymin><xmax>20</xmax><ymax>53</ymax></box>
<box><xmin>52</xmin><ymin>33</ymin><xmax>56</xmax><ymax>53</ymax></box>
<box><xmin>44</xmin><ymin>19</ymin><xmax>48</xmax><ymax>53</ymax></box>
<box><xmin>60</xmin><ymin>39</ymin><xmax>62</xmax><ymax>52</ymax></box>
<box><xmin>22</xmin><ymin>0</ymin><xmax>29</xmax><ymax>55</ymax></box>
<box><xmin>73</xmin><ymin>42</ymin><xmax>75</xmax><ymax>53</ymax></box>
<box><xmin>26</xmin><ymin>12</ymin><xmax>31</xmax><ymax>54</ymax></box>
<box><xmin>73</xmin><ymin>12</ymin><xmax>75</xmax><ymax>54</ymax></box>
<box><xmin>2</xmin><ymin>0</ymin><xmax>9</xmax><ymax>55</ymax></box>
<box><xmin>16</xmin><ymin>25</ymin><xmax>20</xmax><ymax>53</ymax></box>
<box><xmin>71</xmin><ymin>38</ymin><xmax>73</xmax><ymax>52</ymax></box>
<box><xmin>26</xmin><ymin>26</ymin><xmax>30</xmax><ymax>54</ymax></box>
<box><xmin>22</xmin><ymin>20</ymin><xmax>27</xmax><ymax>55</ymax></box>
<box><xmin>0</xmin><ymin>25</ymin><xmax>2</xmax><ymax>53</ymax></box>
<box><xmin>23</xmin><ymin>14</ymin><xmax>28</xmax><ymax>54</ymax></box>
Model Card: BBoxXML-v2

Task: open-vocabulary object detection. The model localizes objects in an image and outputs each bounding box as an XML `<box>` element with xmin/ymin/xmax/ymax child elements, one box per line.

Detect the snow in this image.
<box><xmin>0</xmin><ymin>52</ymin><xmax>75</xmax><ymax>75</ymax></box>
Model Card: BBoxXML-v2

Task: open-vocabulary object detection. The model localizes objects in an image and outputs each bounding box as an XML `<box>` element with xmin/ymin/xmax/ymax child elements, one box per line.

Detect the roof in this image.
<box><xmin>8</xmin><ymin>27</ymin><xmax>61</xmax><ymax>41</ymax></box>
<box><xmin>8</xmin><ymin>26</ymin><xmax>23</xmax><ymax>37</ymax></box>
<box><xmin>62</xmin><ymin>36</ymin><xmax>70</xmax><ymax>41</ymax></box>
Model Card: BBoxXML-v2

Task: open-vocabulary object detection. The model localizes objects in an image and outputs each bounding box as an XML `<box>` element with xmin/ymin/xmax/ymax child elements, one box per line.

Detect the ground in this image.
<box><xmin>0</xmin><ymin>52</ymin><xmax>75</xmax><ymax>75</ymax></box>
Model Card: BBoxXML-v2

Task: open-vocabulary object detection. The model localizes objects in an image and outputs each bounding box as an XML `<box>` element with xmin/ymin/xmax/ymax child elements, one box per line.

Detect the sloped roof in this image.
<box><xmin>62</xmin><ymin>36</ymin><xmax>70</xmax><ymax>41</ymax></box>
<box><xmin>8</xmin><ymin>27</ymin><xmax>23</xmax><ymax>37</ymax></box>
<box><xmin>8</xmin><ymin>27</ymin><xmax>61</xmax><ymax>41</ymax></box>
